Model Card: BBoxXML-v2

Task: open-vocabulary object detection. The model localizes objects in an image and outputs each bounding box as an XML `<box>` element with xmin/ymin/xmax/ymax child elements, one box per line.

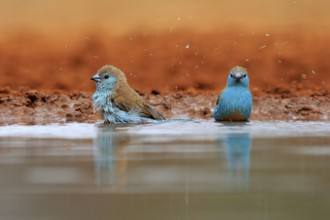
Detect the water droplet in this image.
<box><xmin>185</xmin><ymin>44</ymin><xmax>190</xmax><ymax>49</ymax></box>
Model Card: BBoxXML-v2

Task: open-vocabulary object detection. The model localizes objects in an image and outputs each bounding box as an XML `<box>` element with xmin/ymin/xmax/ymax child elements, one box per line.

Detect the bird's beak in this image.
<box><xmin>91</xmin><ymin>74</ymin><xmax>101</xmax><ymax>82</ymax></box>
<box><xmin>233</xmin><ymin>73</ymin><xmax>243</xmax><ymax>81</ymax></box>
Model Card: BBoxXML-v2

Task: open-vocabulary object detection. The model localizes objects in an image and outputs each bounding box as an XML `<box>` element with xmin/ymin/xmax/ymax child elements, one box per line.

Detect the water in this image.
<box><xmin>0</xmin><ymin>121</ymin><xmax>330</xmax><ymax>220</ymax></box>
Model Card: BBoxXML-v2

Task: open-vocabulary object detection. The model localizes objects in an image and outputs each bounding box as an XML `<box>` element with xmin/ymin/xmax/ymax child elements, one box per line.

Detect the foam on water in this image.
<box><xmin>0</xmin><ymin>121</ymin><xmax>329</xmax><ymax>139</ymax></box>
<box><xmin>125</xmin><ymin>120</ymin><xmax>330</xmax><ymax>138</ymax></box>
<box><xmin>0</xmin><ymin>123</ymin><xmax>97</xmax><ymax>139</ymax></box>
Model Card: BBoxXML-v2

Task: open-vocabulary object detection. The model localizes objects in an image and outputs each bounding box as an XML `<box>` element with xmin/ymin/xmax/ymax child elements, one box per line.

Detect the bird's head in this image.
<box><xmin>91</xmin><ymin>65</ymin><xmax>127</xmax><ymax>93</ymax></box>
<box><xmin>226</xmin><ymin>66</ymin><xmax>249</xmax><ymax>88</ymax></box>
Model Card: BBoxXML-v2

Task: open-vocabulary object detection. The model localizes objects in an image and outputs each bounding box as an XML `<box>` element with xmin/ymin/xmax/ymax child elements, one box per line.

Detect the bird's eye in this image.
<box><xmin>104</xmin><ymin>75</ymin><xmax>109</xmax><ymax>79</ymax></box>
<box><xmin>230</xmin><ymin>74</ymin><xmax>234</xmax><ymax>78</ymax></box>
<box><xmin>243</xmin><ymin>74</ymin><xmax>246</xmax><ymax>78</ymax></box>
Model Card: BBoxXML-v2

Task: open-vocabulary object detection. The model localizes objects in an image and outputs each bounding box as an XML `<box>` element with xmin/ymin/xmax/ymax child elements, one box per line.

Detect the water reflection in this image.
<box><xmin>93</xmin><ymin>125</ymin><xmax>130</xmax><ymax>185</ymax></box>
<box><xmin>93</xmin><ymin>122</ymin><xmax>253</xmax><ymax>192</ymax></box>
<box><xmin>1</xmin><ymin>122</ymin><xmax>330</xmax><ymax>220</ymax></box>
<box><xmin>221</xmin><ymin>133</ymin><xmax>251</xmax><ymax>190</ymax></box>
<box><xmin>93</xmin><ymin>125</ymin><xmax>116</xmax><ymax>184</ymax></box>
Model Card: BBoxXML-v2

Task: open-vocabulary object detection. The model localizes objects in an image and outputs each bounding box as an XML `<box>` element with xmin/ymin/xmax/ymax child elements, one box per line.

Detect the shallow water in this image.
<box><xmin>0</xmin><ymin>121</ymin><xmax>330</xmax><ymax>220</ymax></box>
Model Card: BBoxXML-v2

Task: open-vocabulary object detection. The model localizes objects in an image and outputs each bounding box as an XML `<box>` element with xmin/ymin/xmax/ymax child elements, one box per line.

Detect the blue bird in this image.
<box><xmin>213</xmin><ymin>66</ymin><xmax>252</xmax><ymax>122</ymax></box>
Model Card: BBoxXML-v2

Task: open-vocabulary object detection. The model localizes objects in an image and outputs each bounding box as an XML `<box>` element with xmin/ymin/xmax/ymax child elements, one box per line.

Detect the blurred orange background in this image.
<box><xmin>0</xmin><ymin>0</ymin><xmax>329</xmax><ymax>93</ymax></box>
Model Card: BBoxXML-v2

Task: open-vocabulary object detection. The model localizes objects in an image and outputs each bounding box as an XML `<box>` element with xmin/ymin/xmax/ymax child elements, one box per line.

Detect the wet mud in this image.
<box><xmin>0</xmin><ymin>87</ymin><xmax>329</xmax><ymax>125</ymax></box>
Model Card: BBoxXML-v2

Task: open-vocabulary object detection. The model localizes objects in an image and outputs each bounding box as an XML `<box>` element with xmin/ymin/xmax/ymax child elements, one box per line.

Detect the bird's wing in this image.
<box><xmin>216</xmin><ymin>89</ymin><xmax>224</xmax><ymax>105</ymax></box>
<box><xmin>111</xmin><ymin>96</ymin><xmax>131</xmax><ymax>112</ymax></box>
<box><xmin>111</xmin><ymin>92</ymin><xmax>164</xmax><ymax>120</ymax></box>
<box><xmin>216</xmin><ymin>96</ymin><xmax>220</xmax><ymax>105</ymax></box>
<box><xmin>140</xmin><ymin>103</ymin><xmax>165</xmax><ymax>120</ymax></box>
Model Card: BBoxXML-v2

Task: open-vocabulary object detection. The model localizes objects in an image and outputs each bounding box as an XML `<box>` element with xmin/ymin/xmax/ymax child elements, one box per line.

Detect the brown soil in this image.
<box><xmin>0</xmin><ymin>28</ymin><xmax>329</xmax><ymax>124</ymax></box>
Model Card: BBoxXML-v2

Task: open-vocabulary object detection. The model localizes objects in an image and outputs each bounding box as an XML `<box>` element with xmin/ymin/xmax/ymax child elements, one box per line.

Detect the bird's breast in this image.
<box><xmin>92</xmin><ymin>92</ymin><xmax>113</xmax><ymax>111</ymax></box>
<box><xmin>215</xmin><ymin>87</ymin><xmax>252</xmax><ymax>121</ymax></box>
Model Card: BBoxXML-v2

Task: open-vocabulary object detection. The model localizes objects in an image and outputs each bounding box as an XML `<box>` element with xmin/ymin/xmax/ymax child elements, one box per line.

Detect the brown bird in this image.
<box><xmin>91</xmin><ymin>65</ymin><xmax>165</xmax><ymax>124</ymax></box>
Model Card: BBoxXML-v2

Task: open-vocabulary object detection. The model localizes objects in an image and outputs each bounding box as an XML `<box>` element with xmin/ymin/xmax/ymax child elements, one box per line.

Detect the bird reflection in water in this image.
<box><xmin>93</xmin><ymin>123</ymin><xmax>252</xmax><ymax>191</ymax></box>
<box><xmin>221</xmin><ymin>132</ymin><xmax>252</xmax><ymax>190</ymax></box>
<box><xmin>93</xmin><ymin>124</ymin><xmax>129</xmax><ymax>185</ymax></box>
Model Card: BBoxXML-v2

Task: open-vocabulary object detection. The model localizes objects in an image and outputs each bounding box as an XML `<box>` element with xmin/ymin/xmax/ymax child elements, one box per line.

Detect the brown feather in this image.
<box><xmin>97</xmin><ymin>65</ymin><xmax>165</xmax><ymax>120</ymax></box>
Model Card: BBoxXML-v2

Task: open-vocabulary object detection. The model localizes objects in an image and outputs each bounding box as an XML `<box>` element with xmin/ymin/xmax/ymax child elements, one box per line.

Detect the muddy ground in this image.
<box><xmin>0</xmin><ymin>87</ymin><xmax>329</xmax><ymax>125</ymax></box>
<box><xmin>0</xmin><ymin>29</ymin><xmax>329</xmax><ymax>124</ymax></box>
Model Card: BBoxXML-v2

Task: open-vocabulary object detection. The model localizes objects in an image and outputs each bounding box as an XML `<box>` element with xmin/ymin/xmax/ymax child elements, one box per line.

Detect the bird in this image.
<box><xmin>213</xmin><ymin>66</ymin><xmax>252</xmax><ymax>122</ymax></box>
<box><xmin>91</xmin><ymin>65</ymin><xmax>165</xmax><ymax>124</ymax></box>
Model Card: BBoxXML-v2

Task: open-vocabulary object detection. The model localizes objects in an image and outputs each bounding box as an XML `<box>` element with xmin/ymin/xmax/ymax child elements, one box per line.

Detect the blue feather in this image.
<box><xmin>214</xmin><ymin>67</ymin><xmax>252</xmax><ymax>121</ymax></box>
